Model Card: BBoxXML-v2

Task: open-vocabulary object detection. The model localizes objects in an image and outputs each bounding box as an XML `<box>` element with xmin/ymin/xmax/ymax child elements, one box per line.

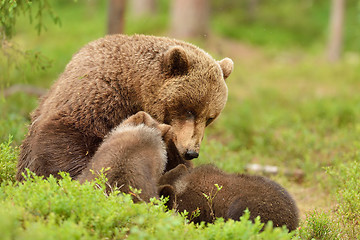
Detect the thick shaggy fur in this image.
<box><xmin>77</xmin><ymin>123</ymin><xmax>166</xmax><ymax>202</ymax></box>
<box><xmin>17</xmin><ymin>34</ymin><xmax>233</xmax><ymax>180</ymax></box>
<box><xmin>77</xmin><ymin>111</ymin><xmax>188</xmax><ymax>203</ymax></box>
<box><xmin>159</xmin><ymin>164</ymin><xmax>299</xmax><ymax>231</ymax></box>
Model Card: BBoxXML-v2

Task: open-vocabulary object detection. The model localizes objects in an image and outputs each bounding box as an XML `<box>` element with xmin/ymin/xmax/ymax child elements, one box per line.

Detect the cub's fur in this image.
<box><xmin>159</xmin><ymin>164</ymin><xmax>299</xmax><ymax>231</ymax></box>
<box><xmin>77</xmin><ymin>112</ymin><xmax>173</xmax><ymax>202</ymax></box>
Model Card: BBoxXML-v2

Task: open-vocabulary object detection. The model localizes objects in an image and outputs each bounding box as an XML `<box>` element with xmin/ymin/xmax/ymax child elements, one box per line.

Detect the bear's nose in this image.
<box><xmin>184</xmin><ymin>150</ymin><xmax>199</xmax><ymax>160</ymax></box>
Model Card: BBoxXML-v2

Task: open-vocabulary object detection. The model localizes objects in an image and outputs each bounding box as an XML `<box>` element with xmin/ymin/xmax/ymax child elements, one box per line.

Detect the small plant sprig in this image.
<box><xmin>180</xmin><ymin>208</ymin><xmax>201</xmax><ymax>224</ymax></box>
<box><xmin>202</xmin><ymin>183</ymin><xmax>223</xmax><ymax>223</ymax></box>
<box><xmin>128</xmin><ymin>185</ymin><xmax>144</xmax><ymax>202</ymax></box>
<box><xmin>89</xmin><ymin>167</ymin><xmax>111</xmax><ymax>193</ymax></box>
<box><xmin>153</xmin><ymin>195</ymin><xmax>174</xmax><ymax>211</ymax></box>
<box><xmin>0</xmin><ymin>135</ymin><xmax>18</xmax><ymax>184</ymax></box>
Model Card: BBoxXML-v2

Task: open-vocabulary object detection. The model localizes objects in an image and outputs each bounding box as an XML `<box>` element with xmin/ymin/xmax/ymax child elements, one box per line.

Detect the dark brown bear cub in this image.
<box><xmin>77</xmin><ymin>111</ymin><xmax>174</xmax><ymax>202</ymax></box>
<box><xmin>159</xmin><ymin>164</ymin><xmax>299</xmax><ymax>231</ymax></box>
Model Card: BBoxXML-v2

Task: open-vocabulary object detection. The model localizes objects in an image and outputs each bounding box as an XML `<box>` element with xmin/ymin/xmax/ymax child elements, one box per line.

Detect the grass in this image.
<box><xmin>1</xmin><ymin>1</ymin><xmax>360</xmax><ymax>239</ymax></box>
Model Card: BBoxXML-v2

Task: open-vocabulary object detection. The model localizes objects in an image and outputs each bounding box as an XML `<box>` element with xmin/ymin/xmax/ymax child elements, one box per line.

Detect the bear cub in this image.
<box><xmin>159</xmin><ymin>164</ymin><xmax>299</xmax><ymax>231</ymax></box>
<box><xmin>77</xmin><ymin>111</ymin><xmax>175</xmax><ymax>202</ymax></box>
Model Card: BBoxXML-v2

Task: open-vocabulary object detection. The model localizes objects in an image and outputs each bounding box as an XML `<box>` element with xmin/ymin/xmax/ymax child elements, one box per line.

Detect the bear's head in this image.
<box><xmin>144</xmin><ymin>45</ymin><xmax>233</xmax><ymax>161</ymax></box>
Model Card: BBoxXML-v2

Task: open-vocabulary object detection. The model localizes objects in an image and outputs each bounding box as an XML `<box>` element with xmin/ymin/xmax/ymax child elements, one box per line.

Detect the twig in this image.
<box><xmin>1</xmin><ymin>84</ymin><xmax>47</xmax><ymax>98</ymax></box>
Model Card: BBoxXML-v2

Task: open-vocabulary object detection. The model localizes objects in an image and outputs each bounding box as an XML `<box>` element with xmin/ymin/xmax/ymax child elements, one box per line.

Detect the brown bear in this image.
<box><xmin>16</xmin><ymin>34</ymin><xmax>233</xmax><ymax>181</ymax></box>
<box><xmin>159</xmin><ymin>164</ymin><xmax>299</xmax><ymax>231</ymax></box>
<box><xmin>77</xmin><ymin>111</ymin><xmax>173</xmax><ymax>202</ymax></box>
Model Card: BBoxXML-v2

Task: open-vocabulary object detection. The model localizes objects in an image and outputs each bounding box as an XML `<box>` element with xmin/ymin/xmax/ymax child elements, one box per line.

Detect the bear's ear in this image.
<box><xmin>158</xmin><ymin>184</ymin><xmax>176</xmax><ymax>210</ymax></box>
<box><xmin>218</xmin><ymin>58</ymin><xmax>234</xmax><ymax>80</ymax></box>
<box><xmin>159</xmin><ymin>164</ymin><xmax>188</xmax><ymax>186</ymax></box>
<box><xmin>163</xmin><ymin>46</ymin><xmax>189</xmax><ymax>76</ymax></box>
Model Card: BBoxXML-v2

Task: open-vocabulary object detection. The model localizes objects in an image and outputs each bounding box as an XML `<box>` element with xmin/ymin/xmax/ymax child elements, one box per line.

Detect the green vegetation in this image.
<box><xmin>0</xmin><ymin>172</ymin><xmax>294</xmax><ymax>239</ymax></box>
<box><xmin>298</xmin><ymin>157</ymin><xmax>360</xmax><ymax>239</ymax></box>
<box><xmin>327</xmin><ymin>155</ymin><xmax>360</xmax><ymax>238</ymax></box>
<box><xmin>0</xmin><ymin>136</ymin><xmax>18</xmax><ymax>183</ymax></box>
<box><xmin>0</xmin><ymin>0</ymin><xmax>61</xmax><ymax>38</ymax></box>
<box><xmin>1</xmin><ymin>1</ymin><xmax>359</xmax><ymax>239</ymax></box>
<box><xmin>299</xmin><ymin>210</ymin><xmax>341</xmax><ymax>240</ymax></box>
<box><xmin>212</xmin><ymin>0</ymin><xmax>360</xmax><ymax>52</ymax></box>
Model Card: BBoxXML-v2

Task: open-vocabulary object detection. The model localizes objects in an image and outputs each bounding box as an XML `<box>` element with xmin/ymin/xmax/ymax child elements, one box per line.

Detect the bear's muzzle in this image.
<box><xmin>184</xmin><ymin>150</ymin><xmax>199</xmax><ymax>160</ymax></box>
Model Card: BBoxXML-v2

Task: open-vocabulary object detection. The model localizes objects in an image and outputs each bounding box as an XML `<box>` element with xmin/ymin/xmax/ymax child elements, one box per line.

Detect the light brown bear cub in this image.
<box><xmin>17</xmin><ymin>34</ymin><xmax>233</xmax><ymax>181</ymax></box>
<box><xmin>159</xmin><ymin>164</ymin><xmax>299</xmax><ymax>231</ymax></box>
<box><xmin>77</xmin><ymin>111</ymin><xmax>175</xmax><ymax>202</ymax></box>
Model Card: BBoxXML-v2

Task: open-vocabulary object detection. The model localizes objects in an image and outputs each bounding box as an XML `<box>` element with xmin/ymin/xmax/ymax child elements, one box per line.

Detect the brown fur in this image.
<box><xmin>16</xmin><ymin>34</ymin><xmax>233</xmax><ymax>180</ymax></box>
<box><xmin>77</xmin><ymin>121</ymin><xmax>164</xmax><ymax>202</ymax></box>
<box><xmin>159</xmin><ymin>164</ymin><xmax>299</xmax><ymax>231</ymax></box>
<box><xmin>77</xmin><ymin>111</ymin><xmax>190</xmax><ymax>203</ymax></box>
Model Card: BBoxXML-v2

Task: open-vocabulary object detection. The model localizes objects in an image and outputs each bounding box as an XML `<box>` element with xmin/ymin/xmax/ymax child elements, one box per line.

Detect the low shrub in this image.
<box><xmin>0</xmin><ymin>136</ymin><xmax>18</xmax><ymax>184</ymax></box>
<box><xmin>0</xmin><ymin>169</ymin><xmax>294</xmax><ymax>239</ymax></box>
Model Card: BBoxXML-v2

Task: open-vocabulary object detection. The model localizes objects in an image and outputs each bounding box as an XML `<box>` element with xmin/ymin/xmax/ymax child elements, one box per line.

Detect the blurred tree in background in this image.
<box><xmin>131</xmin><ymin>0</ymin><xmax>157</xmax><ymax>17</ymax></box>
<box><xmin>108</xmin><ymin>0</ymin><xmax>126</xmax><ymax>34</ymax></box>
<box><xmin>170</xmin><ymin>0</ymin><xmax>209</xmax><ymax>38</ymax></box>
<box><xmin>2</xmin><ymin>0</ymin><xmax>359</xmax><ymax>58</ymax></box>
<box><xmin>0</xmin><ymin>0</ymin><xmax>62</xmax><ymax>91</ymax></box>
<box><xmin>327</xmin><ymin>0</ymin><xmax>345</xmax><ymax>62</ymax></box>
<box><xmin>0</xmin><ymin>0</ymin><xmax>60</xmax><ymax>40</ymax></box>
<box><xmin>209</xmin><ymin>0</ymin><xmax>359</xmax><ymax>54</ymax></box>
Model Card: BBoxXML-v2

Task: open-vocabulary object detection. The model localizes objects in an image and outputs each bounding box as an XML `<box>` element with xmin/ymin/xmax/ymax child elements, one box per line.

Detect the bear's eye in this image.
<box><xmin>206</xmin><ymin>117</ymin><xmax>215</xmax><ymax>126</ymax></box>
<box><xmin>186</xmin><ymin>111</ymin><xmax>195</xmax><ymax>119</ymax></box>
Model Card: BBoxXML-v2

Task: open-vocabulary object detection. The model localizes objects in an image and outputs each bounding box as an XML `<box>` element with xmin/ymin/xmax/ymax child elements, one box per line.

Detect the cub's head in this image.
<box><xmin>146</xmin><ymin>45</ymin><xmax>233</xmax><ymax>161</ymax></box>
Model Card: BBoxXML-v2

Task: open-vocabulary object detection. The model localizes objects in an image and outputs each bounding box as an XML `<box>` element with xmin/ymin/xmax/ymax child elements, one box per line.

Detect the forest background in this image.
<box><xmin>0</xmin><ymin>0</ymin><xmax>359</xmax><ymax>239</ymax></box>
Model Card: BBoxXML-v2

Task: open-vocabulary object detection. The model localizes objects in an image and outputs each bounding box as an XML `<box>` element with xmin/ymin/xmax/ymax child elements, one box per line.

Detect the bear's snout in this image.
<box><xmin>184</xmin><ymin>150</ymin><xmax>199</xmax><ymax>160</ymax></box>
<box><xmin>170</xmin><ymin>118</ymin><xmax>203</xmax><ymax>161</ymax></box>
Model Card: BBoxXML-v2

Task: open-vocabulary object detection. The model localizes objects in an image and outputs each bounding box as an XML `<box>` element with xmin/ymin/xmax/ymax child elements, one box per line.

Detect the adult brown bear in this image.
<box><xmin>17</xmin><ymin>34</ymin><xmax>233</xmax><ymax>180</ymax></box>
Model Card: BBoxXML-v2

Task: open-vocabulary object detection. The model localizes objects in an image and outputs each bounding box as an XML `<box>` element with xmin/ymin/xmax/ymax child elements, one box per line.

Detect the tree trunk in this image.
<box><xmin>108</xmin><ymin>0</ymin><xmax>127</xmax><ymax>35</ymax></box>
<box><xmin>327</xmin><ymin>0</ymin><xmax>345</xmax><ymax>62</ymax></box>
<box><xmin>131</xmin><ymin>0</ymin><xmax>156</xmax><ymax>17</ymax></box>
<box><xmin>171</xmin><ymin>0</ymin><xmax>209</xmax><ymax>38</ymax></box>
<box><xmin>247</xmin><ymin>0</ymin><xmax>258</xmax><ymax>22</ymax></box>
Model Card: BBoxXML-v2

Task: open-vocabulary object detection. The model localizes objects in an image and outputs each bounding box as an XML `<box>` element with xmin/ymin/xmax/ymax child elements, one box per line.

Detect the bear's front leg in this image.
<box><xmin>17</xmin><ymin>116</ymin><xmax>102</xmax><ymax>180</ymax></box>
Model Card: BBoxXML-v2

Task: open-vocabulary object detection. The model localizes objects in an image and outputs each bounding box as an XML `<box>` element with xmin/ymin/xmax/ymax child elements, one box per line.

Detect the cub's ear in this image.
<box><xmin>158</xmin><ymin>184</ymin><xmax>176</xmax><ymax>210</ymax></box>
<box><xmin>158</xmin><ymin>164</ymin><xmax>188</xmax><ymax>186</ymax></box>
<box><xmin>163</xmin><ymin>46</ymin><xmax>189</xmax><ymax>76</ymax></box>
<box><xmin>218</xmin><ymin>58</ymin><xmax>234</xmax><ymax>80</ymax></box>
